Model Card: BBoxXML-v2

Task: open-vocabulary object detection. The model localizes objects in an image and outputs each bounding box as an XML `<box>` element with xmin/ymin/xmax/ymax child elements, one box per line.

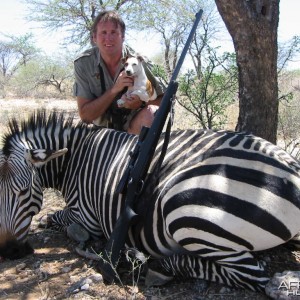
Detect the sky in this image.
<box><xmin>0</xmin><ymin>0</ymin><xmax>299</xmax><ymax>64</ymax></box>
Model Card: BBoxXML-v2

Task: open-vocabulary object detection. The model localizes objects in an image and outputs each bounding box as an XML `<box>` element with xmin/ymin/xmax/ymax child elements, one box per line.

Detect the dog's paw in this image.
<box><xmin>117</xmin><ymin>99</ymin><xmax>125</xmax><ymax>107</ymax></box>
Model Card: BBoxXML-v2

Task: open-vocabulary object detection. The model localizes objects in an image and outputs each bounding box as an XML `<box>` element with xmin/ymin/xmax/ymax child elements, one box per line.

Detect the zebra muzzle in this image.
<box><xmin>0</xmin><ymin>234</ymin><xmax>34</xmax><ymax>260</ymax></box>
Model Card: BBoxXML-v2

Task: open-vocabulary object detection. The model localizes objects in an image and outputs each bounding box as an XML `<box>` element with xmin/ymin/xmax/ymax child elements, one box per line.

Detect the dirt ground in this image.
<box><xmin>0</xmin><ymin>98</ymin><xmax>299</xmax><ymax>300</ymax></box>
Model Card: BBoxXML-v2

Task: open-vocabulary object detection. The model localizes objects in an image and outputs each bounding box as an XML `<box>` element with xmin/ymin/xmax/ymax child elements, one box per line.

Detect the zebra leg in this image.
<box><xmin>41</xmin><ymin>208</ymin><xmax>79</xmax><ymax>233</ymax></box>
<box><xmin>43</xmin><ymin>208</ymin><xmax>102</xmax><ymax>240</ymax></box>
<box><xmin>145</xmin><ymin>251</ymin><xmax>269</xmax><ymax>292</ymax></box>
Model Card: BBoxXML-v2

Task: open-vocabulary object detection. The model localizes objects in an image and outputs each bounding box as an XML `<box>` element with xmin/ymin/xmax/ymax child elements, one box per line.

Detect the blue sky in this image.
<box><xmin>0</xmin><ymin>0</ymin><xmax>299</xmax><ymax>61</ymax></box>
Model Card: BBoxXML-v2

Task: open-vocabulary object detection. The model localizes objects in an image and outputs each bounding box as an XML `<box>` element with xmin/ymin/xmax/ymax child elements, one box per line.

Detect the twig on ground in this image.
<box><xmin>75</xmin><ymin>247</ymin><xmax>102</xmax><ymax>261</ymax></box>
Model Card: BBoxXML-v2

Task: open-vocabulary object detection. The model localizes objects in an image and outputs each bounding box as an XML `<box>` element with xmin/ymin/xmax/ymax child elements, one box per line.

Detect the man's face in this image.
<box><xmin>93</xmin><ymin>20</ymin><xmax>124</xmax><ymax>57</ymax></box>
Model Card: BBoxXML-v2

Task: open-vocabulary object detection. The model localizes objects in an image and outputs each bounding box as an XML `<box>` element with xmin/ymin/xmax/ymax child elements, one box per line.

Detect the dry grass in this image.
<box><xmin>0</xmin><ymin>98</ymin><xmax>78</xmax><ymax>147</ymax></box>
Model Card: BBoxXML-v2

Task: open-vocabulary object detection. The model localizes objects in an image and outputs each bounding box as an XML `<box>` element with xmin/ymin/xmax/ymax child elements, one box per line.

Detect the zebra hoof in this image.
<box><xmin>145</xmin><ymin>268</ymin><xmax>174</xmax><ymax>286</ymax></box>
<box><xmin>67</xmin><ymin>223</ymin><xmax>90</xmax><ymax>244</ymax></box>
<box><xmin>289</xmin><ymin>232</ymin><xmax>300</xmax><ymax>249</ymax></box>
<box><xmin>38</xmin><ymin>213</ymin><xmax>54</xmax><ymax>228</ymax></box>
<box><xmin>285</xmin><ymin>232</ymin><xmax>300</xmax><ymax>250</ymax></box>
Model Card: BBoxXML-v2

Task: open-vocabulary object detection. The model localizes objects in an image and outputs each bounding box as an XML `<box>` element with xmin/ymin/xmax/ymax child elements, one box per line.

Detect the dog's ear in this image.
<box><xmin>121</xmin><ymin>56</ymin><xmax>129</xmax><ymax>64</ymax></box>
<box><xmin>136</xmin><ymin>54</ymin><xmax>146</xmax><ymax>62</ymax></box>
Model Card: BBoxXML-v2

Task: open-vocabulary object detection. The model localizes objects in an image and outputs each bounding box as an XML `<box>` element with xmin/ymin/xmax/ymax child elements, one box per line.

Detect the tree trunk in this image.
<box><xmin>215</xmin><ymin>0</ymin><xmax>279</xmax><ymax>143</ymax></box>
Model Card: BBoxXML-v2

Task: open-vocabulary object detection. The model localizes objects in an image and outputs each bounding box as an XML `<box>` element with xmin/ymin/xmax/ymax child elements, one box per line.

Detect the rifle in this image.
<box><xmin>97</xmin><ymin>9</ymin><xmax>203</xmax><ymax>283</ymax></box>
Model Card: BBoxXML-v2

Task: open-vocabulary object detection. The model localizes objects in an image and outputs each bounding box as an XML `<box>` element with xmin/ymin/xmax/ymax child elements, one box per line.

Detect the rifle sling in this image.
<box><xmin>131</xmin><ymin>93</ymin><xmax>176</xmax><ymax>250</ymax></box>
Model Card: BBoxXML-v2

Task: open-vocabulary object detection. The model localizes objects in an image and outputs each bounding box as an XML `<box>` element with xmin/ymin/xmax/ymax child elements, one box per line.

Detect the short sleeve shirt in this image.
<box><xmin>73</xmin><ymin>45</ymin><xmax>166</xmax><ymax>122</ymax></box>
<box><xmin>73</xmin><ymin>46</ymin><xmax>124</xmax><ymax>100</ymax></box>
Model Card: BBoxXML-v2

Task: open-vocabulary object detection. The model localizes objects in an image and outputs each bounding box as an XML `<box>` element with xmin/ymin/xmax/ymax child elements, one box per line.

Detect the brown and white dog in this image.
<box><xmin>117</xmin><ymin>55</ymin><xmax>157</xmax><ymax>107</ymax></box>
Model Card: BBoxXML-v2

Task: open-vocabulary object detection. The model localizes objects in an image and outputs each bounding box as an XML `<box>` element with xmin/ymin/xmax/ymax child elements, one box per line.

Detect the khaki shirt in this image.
<box><xmin>73</xmin><ymin>45</ymin><xmax>166</xmax><ymax>129</ymax></box>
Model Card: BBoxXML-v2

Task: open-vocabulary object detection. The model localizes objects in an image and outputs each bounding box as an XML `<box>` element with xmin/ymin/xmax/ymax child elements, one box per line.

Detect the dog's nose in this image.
<box><xmin>126</xmin><ymin>70</ymin><xmax>132</xmax><ymax>75</ymax></box>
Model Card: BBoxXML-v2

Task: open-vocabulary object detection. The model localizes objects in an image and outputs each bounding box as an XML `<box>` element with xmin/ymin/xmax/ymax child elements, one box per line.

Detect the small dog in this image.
<box><xmin>117</xmin><ymin>55</ymin><xmax>157</xmax><ymax>108</ymax></box>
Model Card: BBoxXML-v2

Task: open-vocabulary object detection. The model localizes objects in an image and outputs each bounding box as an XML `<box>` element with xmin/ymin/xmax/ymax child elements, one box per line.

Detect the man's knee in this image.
<box><xmin>128</xmin><ymin>105</ymin><xmax>158</xmax><ymax>135</ymax></box>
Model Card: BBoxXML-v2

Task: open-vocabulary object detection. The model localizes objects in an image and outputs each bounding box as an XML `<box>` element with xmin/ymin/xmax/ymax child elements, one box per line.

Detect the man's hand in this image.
<box><xmin>121</xmin><ymin>94</ymin><xmax>143</xmax><ymax>110</ymax></box>
<box><xmin>114</xmin><ymin>71</ymin><xmax>144</xmax><ymax>110</ymax></box>
<box><xmin>112</xmin><ymin>71</ymin><xmax>134</xmax><ymax>94</ymax></box>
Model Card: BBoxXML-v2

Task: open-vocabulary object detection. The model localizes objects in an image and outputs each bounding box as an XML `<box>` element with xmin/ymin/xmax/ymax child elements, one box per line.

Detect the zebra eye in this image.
<box><xmin>19</xmin><ymin>189</ymin><xmax>28</xmax><ymax>196</ymax></box>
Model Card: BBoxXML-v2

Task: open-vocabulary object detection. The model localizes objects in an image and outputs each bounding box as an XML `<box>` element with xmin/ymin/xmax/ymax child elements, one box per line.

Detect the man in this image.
<box><xmin>73</xmin><ymin>10</ymin><xmax>165</xmax><ymax>135</ymax></box>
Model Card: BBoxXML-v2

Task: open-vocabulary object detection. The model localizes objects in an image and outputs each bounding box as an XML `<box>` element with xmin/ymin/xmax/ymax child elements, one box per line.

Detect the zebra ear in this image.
<box><xmin>25</xmin><ymin>148</ymin><xmax>68</xmax><ymax>167</ymax></box>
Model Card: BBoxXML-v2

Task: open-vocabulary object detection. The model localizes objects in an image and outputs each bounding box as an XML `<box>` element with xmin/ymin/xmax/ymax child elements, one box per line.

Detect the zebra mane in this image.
<box><xmin>2</xmin><ymin>110</ymin><xmax>89</xmax><ymax>156</ymax></box>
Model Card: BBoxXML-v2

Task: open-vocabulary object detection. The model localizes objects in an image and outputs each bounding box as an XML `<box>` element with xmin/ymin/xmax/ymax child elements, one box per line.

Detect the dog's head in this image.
<box><xmin>122</xmin><ymin>55</ymin><xmax>145</xmax><ymax>76</ymax></box>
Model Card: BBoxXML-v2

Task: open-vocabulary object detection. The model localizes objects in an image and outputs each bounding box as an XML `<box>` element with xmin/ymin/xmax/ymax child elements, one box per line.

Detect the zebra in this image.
<box><xmin>0</xmin><ymin>110</ymin><xmax>299</xmax><ymax>292</ymax></box>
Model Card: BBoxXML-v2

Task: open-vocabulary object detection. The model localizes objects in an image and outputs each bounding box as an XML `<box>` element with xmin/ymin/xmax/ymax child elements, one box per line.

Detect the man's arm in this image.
<box><xmin>77</xmin><ymin>89</ymin><xmax>119</xmax><ymax>123</ymax></box>
<box><xmin>77</xmin><ymin>71</ymin><xmax>139</xmax><ymax>123</ymax></box>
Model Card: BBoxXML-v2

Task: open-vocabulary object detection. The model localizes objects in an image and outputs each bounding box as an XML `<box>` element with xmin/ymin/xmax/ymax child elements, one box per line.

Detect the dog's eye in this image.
<box><xmin>124</xmin><ymin>63</ymin><xmax>128</xmax><ymax>67</ymax></box>
<box><xmin>133</xmin><ymin>63</ymin><xmax>137</xmax><ymax>66</ymax></box>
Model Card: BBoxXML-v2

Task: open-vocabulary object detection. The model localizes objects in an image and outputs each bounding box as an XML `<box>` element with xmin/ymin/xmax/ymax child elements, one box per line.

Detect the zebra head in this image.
<box><xmin>0</xmin><ymin>138</ymin><xmax>67</xmax><ymax>259</ymax></box>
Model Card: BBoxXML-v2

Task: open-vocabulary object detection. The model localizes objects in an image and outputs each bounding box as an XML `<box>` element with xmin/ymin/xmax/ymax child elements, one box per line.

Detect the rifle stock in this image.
<box><xmin>97</xmin><ymin>9</ymin><xmax>203</xmax><ymax>283</ymax></box>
